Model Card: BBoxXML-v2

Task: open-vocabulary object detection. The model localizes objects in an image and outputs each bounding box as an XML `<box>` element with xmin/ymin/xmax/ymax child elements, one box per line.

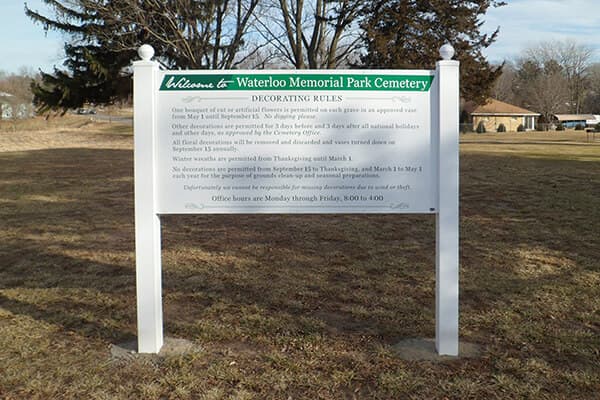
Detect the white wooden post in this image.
<box><xmin>435</xmin><ymin>44</ymin><xmax>460</xmax><ymax>356</ymax></box>
<box><xmin>133</xmin><ymin>45</ymin><xmax>163</xmax><ymax>353</ymax></box>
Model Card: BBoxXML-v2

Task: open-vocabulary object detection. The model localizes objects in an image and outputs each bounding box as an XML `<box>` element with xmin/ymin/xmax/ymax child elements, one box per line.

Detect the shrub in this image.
<box><xmin>575</xmin><ymin>123</ymin><xmax>584</xmax><ymax>130</ymax></box>
<box><xmin>497</xmin><ymin>123</ymin><xmax>506</xmax><ymax>133</ymax></box>
<box><xmin>556</xmin><ymin>123</ymin><xmax>565</xmax><ymax>131</ymax></box>
<box><xmin>596</xmin><ymin>123</ymin><xmax>600</xmax><ymax>132</ymax></box>
<box><xmin>517</xmin><ymin>124</ymin><xmax>525</xmax><ymax>132</ymax></box>
<box><xmin>476</xmin><ymin>121</ymin><xmax>486</xmax><ymax>134</ymax></box>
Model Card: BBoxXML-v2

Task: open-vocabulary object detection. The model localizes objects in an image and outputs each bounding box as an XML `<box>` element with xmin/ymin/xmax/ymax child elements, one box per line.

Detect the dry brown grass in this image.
<box><xmin>0</xmin><ymin>121</ymin><xmax>599</xmax><ymax>399</ymax></box>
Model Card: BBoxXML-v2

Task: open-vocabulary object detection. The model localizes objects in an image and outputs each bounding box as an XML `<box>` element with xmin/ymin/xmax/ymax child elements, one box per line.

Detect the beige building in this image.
<box><xmin>470</xmin><ymin>99</ymin><xmax>539</xmax><ymax>132</ymax></box>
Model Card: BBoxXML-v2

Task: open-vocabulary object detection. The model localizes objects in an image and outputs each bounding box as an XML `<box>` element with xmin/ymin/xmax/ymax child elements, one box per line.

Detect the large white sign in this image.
<box><xmin>133</xmin><ymin>44</ymin><xmax>460</xmax><ymax>357</ymax></box>
<box><xmin>156</xmin><ymin>71</ymin><xmax>436</xmax><ymax>213</ymax></box>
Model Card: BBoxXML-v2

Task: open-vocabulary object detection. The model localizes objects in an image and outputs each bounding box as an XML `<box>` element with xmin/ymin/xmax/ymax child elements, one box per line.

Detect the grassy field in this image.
<box><xmin>0</xmin><ymin>119</ymin><xmax>599</xmax><ymax>399</ymax></box>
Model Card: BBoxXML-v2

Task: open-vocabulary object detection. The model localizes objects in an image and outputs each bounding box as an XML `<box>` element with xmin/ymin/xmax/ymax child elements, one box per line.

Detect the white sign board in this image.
<box><xmin>156</xmin><ymin>71</ymin><xmax>436</xmax><ymax>214</ymax></box>
<box><xmin>133</xmin><ymin>44</ymin><xmax>459</xmax><ymax>356</ymax></box>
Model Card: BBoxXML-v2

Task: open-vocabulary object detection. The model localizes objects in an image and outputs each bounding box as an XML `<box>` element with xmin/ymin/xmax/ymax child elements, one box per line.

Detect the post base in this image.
<box><xmin>392</xmin><ymin>338</ymin><xmax>481</xmax><ymax>361</ymax></box>
<box><xmin>110</xmin><ymin>337</ymin><xmax>201</xmax><ymax>363</ymax></box>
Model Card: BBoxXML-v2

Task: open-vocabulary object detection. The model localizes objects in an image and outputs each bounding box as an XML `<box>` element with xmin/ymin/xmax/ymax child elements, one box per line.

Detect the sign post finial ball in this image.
<box><xmin>138</xmin><ymin>44</ymin><xmax>155</xmax><ymax>61</ymax></box>
<box><xmin>439</xmin><ymin>44</ymin><xmax>455</xmax><ymax>60</ymax></box>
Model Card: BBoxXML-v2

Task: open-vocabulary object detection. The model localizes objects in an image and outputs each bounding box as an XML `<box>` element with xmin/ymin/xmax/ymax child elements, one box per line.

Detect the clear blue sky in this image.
<box><xmin>482</xmin><ymin>0</ymin><xmax>600</xmax><ymax>64</ymax></box>
<box><xmin>1</xmin><ymin>1</ymin><xmax>64</xmax><ymax>74</ymax></box>
<box><xmin>1</xmin><ymin>0</ymin><xmax>599</xmax><ymax>74</ymax></box>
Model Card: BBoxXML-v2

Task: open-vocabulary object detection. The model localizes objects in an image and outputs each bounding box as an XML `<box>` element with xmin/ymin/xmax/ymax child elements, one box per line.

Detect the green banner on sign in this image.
<box><xmin>159</xmin><ymin>73</ymin><xmax>434</xmax><ymax>92</ymax></box>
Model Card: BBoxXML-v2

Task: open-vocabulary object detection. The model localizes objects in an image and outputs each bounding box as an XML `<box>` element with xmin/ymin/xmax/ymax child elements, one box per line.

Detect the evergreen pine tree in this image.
<box><xmin>26</xmin><ymin>0</ymin><xmax>259</xmax><ymax>112</ymax></box>
<box><xmin>360</xmin><ymin>0</ymin><xmax>505</xmax><ymax>104</ymax></box>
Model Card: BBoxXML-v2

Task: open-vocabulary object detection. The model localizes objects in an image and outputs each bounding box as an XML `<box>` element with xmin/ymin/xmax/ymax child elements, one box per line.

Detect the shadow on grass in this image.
<box><xmin>0</xmin><ymin>148</ymin><xmax>598</xmax><ymax>371</ymax></box>
<box><xmin>460</xmin><ymin>140</ymin><xmax>599</xmax><ymax>147</ymax></box>
<box><xmin>0</xmin><ymin>292</ymin><xmax>136</xmax><ymax>343</ymax></box>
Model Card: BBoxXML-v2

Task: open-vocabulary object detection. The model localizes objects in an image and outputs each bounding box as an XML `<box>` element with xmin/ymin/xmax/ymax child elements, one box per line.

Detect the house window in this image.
<box><xmin>524</xmin><ymin>116</ymin><xmax>534</xmax><ymax>130</ymax></box>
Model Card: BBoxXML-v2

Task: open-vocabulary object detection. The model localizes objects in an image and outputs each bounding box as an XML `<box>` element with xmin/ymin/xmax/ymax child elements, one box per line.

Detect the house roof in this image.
<box><xmin>470</xmin><ymin>98</ymin><xmax>539</xmax><ymax>116</ymax></box>
<box><xmin>554</xmin><ymin>114</ymin><xmax>596</xmax><ymax>121</ymax></box>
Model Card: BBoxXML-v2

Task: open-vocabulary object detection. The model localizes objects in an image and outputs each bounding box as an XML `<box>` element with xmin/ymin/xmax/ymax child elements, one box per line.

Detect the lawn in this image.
<box><xmin>1</xmin><ymin>120</ymin><xmax>599</xmax><ymax>399</ymax></box>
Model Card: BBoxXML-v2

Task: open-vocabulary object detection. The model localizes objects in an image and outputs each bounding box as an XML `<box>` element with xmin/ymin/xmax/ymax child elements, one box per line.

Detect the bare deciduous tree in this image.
<box><xmin>524</xmin><ymin>39</ymin><xmax>593</xmax><ymax>114</ymax></box>
<box><xmin>582</xmin><ymin>63</ymin><xmax>600</xmax><ymax>114</ymax></box>
<box><xmin>492</xmin><ymin>62</ymin><xmax>517</xmax><ymax>104</ymax></box>
<box><xmin>513</xmin><ymin>59</ymin><xmax>569</xmax><ymax>125</ymax></box>
<box><xmin>258</xmin><ymin>0</ymin><xmax>363</xmax><ymax>69</ymax></box>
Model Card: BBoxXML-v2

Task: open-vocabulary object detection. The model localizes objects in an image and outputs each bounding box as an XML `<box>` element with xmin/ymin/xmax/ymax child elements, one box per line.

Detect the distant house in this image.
<box><xmin>553</xmin><ymin>114</ymin><xmax>600</xmax><ymax>128</ymax></box>
<box><xmin>469</xmin><ymin>98</ymin><xmax>540</xmax><ymax>132</ymax></box>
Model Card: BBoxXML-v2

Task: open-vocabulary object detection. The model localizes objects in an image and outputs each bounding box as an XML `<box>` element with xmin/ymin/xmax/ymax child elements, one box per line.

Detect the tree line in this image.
<box><xmin>26</xmin><ymin>0</ymin><xmax>506</xmax><ymax>113</ymax></box>
<box><xmin>492</xmin><ymin>39</ymin><xmax>599</xmax><ymax>123</ymax></box>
